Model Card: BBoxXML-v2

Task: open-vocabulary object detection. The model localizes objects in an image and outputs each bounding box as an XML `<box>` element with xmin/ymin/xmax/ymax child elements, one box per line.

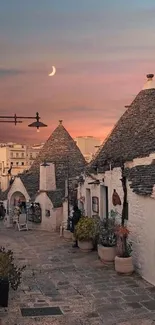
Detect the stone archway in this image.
<box><xmin>10</xmin><ymin>191</ymin><xmax>26</xmax><ymax>212</ymax></box>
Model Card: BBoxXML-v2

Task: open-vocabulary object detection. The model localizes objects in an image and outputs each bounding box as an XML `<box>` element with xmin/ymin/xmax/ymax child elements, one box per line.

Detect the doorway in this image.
<box><xmin>100</xmin><ymin>185</ymin><xmax>108</xmax><ymax>219</ymax></box>
<box><xmin>86</xmin><ymin>188</ymin><xmax>91</xmax><ymax>217</ymax></box>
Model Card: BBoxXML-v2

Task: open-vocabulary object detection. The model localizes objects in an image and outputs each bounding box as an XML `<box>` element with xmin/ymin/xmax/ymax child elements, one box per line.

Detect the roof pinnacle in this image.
<box><xmin>142</xmin><ymin>73</ymin><xmax>155</xmax><ymax>90</ymax></box>
<box><xmin>59</xmin><ymin>120</ymin><xmax>63</xmax><ymax>125</ymax></box>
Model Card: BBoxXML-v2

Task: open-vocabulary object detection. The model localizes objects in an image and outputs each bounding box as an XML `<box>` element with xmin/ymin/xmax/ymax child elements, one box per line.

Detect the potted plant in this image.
<box><xmin>97</xmin><ymin>217</ymin><xmax>117</xmax><ymax>264</ymax></box>
<box><xmin>114</xmin><ymin>225</ymin><xmax>134</xmax><ymax>274</ymax></box>
<box><xmin>75</xmin><ymin>217</ymin><xmax>96</xmax><ymax>252</ymax></box>
<box><xmin>0</xmin><ymin>247</ymin><xmax>26</xmax><ymax>307</ymax></box>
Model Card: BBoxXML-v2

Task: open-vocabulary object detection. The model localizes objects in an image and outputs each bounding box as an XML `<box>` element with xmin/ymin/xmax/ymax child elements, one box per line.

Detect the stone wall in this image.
<box><xmin>35</xmin><ymin>192</ymin><xmax>63</xmax><ymax>231</ymax></box>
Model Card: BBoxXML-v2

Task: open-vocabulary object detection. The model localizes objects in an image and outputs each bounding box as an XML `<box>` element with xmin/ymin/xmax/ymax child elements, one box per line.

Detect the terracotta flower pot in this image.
<box><xmin>63</xmin><ymin>229</ymin><xmax>72</xmax><ymax>241</ymax></box>
<box><xmin>115</xmin><ymin>256</ymin><xmax>134</xmax><ymax>275</ymax></box>
<box><xmin>98</xmin><ymin>244</ymin><xmax>116</xmax><ymax>264</ymax></box>
<box><xmin>78</xmin><ymin>240</ymin><xmax>93</xmax><ymax>252</ymax></box>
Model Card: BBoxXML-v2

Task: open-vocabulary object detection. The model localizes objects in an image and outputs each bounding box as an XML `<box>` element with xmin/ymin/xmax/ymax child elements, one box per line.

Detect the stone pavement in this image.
<box><xmin>0</xmin><ymin>225</ymin><xmax>155</xmax><ymax>325</ymax></box>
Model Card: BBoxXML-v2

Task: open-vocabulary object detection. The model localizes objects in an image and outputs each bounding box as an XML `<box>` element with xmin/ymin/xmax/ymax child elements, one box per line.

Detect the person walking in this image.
<box><xmin>71</xmin><ymin>205</ymin><xmax>81</xmax><ymax>248</ymax></box>
<box><xmin>0</xmin><ymin>203</ymin><xmax>5</xmax><ymax>220</ymax></box>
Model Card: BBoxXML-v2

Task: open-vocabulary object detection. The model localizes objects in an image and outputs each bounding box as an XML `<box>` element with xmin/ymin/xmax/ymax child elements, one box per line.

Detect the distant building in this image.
<box><xmin>74</xmin><ymin>136</ymin><xmax>101</xmax><ymax>162</ymax></box>
<box><xmin>26</xmin><ymin>143</ymin><xmax>44</xmax><ymax>167</ymax></box>
<box><xmin>0</xmin><ymin>143</ymin><xmax>44</xmax><ymax>191</ymax></box>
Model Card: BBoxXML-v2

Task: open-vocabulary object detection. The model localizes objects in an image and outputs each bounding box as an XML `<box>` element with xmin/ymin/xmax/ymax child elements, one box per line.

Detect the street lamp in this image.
<box><xmin>0</xmin><ymin>112</ymin><xmax>47</xmax><ymax>132</ymax></box>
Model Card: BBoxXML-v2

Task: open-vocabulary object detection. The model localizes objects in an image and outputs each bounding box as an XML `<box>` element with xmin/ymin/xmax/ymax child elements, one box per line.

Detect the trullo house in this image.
<box><xmin>1</xmin><ymin>120</ymin><xmax>86</xmax><ymax>231</ymax></box>
<box><xmin>77</xmin><ymin>74</ymin><xmax>155</xmax><ymax>286</ymax></box>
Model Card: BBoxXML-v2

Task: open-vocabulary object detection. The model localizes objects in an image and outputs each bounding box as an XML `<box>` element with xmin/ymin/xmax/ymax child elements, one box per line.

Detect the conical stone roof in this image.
<box><xmin>90</xmin><ymin>74</ymin><xmax>155</xmax><ymax>171</ymax></box>
<box><xmin>20</xmin><ymin>121</ymin><xmax>86</xmax><ymax>198</ymax></box>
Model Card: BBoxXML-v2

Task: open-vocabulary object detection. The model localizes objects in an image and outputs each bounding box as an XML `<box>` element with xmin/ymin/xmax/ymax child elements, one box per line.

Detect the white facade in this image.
<box><xmin>35</xmin><ymin>192</ymin><xmax>63</xmax><ymax>232</ymax></box>
<box><xmin>4</xmin><ymin>161</ymin><xmax>63</xmax><ymax>232</ymax></box>
<box><xmin>40</xmin><ymin>163</ymin><xmax>56</xmax><ymax>191</ymax></box>
<box><xmin>78</xmin><ymin>153</ymin><xmax>155</xmax><ymax>286</ymax></box>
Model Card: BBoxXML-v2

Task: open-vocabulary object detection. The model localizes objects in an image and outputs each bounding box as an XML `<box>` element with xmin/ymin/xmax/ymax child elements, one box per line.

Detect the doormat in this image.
<box><xmin>20</xmin><ymin>307</ymin><xmax>63</xmax><ymax>317</ymax></box>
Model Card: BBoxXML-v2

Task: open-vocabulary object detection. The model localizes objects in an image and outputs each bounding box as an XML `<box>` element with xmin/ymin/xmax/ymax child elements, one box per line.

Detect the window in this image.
<box><xmin>21</xmin><ymin>153</ymin><xmax>24</xmax><ymax>158</ymax></box>
<box><xmin>16</xmin><ymin>162</ymin><xmax>19</xmax><ymax>166</ymax></box>
<box><xmin>21</xmin><ymin>162</ymin><xmax>24</xmax><ymax>166</ymax></box>
<box><xmin>46</xmin><ymin>209</ymin><xmax>50</xmax><ymax>217</ymax></box>
<box><xmin>92</xmin><ymin>196</ymin><xmax>99</xmax><ymax>213</ymax></box>
<box><xmin>10</xmin><ymin>152</ymin><xmax>13</xmax><ymax>158</ymax></box>
<box><xmin>16</xmin><ymin>153</ymin><xmax>19</xmax><ymax>158</ymax></box>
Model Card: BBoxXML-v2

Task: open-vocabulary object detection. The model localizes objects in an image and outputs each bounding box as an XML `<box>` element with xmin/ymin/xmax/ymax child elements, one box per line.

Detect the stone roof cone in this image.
<box><xmin>90</xmin><ymin>74</ymin><xmax>155</xmax><ymax>170</ymax></box>
<box><xmin>19</xmin><ymin>121</ymin><xmax>86</xmax><ymax>197</ymax></box>
<box><xmin>30</xmin><ymin>120</ymin><xmax>86</xmax><ymax>171</ymax></box>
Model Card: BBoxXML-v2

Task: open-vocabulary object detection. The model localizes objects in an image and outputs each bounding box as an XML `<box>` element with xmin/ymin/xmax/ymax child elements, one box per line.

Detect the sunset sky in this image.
<box><xmin>0</xmin><ymin>0</ymin><xmax>155</xmax><ymax>143</ymax></box>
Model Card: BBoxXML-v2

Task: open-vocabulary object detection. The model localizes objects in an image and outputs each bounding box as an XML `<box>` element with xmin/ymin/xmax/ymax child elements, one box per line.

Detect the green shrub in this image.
<box><xmin>75</xmin><ymin>217</ymin><xmax>97</xmax><ymax>242</ymax></box>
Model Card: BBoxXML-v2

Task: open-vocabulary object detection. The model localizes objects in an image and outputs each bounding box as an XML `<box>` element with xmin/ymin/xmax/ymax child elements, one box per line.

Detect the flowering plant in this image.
<box><xmin>115</xmin><ymin>225</ymin><xmax>129</xmax><ymax>237</ymax></box>
<box><xmin>115</xmin><ymin>225</ymin><xmax>132</xmax><ymax>257</ymax></box>
<box><xmin>98</xmin><ymin>215</ymin><xmax>117</xmax><ymax>247</ymax></box>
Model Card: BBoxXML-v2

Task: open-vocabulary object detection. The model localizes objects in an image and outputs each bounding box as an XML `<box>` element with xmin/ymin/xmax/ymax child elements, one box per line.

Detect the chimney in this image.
<box><xmin>39</xmin><ymin>162</ymin><xmax>56</xmax><ymax>191</ymax></box>
<box><xmin>143</xmin><ymin>74</ymin><xmax>155</xmax><ymax>90</ymax></box>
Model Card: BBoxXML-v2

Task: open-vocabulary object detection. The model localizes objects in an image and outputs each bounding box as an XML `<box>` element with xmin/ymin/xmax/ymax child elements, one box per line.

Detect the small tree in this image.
<box><xmin>0</xmin><ymin>247</ymin><xmax>26</xmax><ymax>290</ymax></box>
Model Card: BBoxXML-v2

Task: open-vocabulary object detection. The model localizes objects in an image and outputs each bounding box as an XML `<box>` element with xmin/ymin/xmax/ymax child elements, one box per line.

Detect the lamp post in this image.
<box><xmin>0</xmin><ymin>112</ymin><xmax>47</xmax><ymax>132</ymax></box>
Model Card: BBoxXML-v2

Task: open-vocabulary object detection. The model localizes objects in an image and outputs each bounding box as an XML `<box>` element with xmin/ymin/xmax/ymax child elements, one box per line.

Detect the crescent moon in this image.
<box><xmin>48</xmin><ymin>66</ymin><xmax>56</xmax><ymax>76</ymax></box>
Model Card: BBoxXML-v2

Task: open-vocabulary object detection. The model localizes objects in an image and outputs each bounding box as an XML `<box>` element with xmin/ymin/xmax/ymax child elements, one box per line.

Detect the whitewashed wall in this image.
<box><xmin>79</xmin><ymin>162</ymin><xmax>155</xmax><ymax>285</ymax></box>
<box><xmin>127</xmin><ymin>183</ymin><xmax>155</xmax><ymax>285</ymax></box>
<box><xmin>104</xmin><ymin>167</ymin><xmax>123</xmax><ymax>218</ymax></box>
<box><xmin>35</xmin><ymin>192</ymin><xmax>63</xmax><ymax>231</ymax></box>
<box><xmin>40</xmin><ymin>163</ymin><xmax>56</xmax><ymax>191</ymax></box>
<box><xmin>78</xmin><ymin>174</ymin><xmax>107</xmax><ymax>218</ymax></box>
<box><xmin>104</xmin><ymin>167</ymin><xmax>155</xmax><ymax>285</ymax></box>
<box><xmin>7</xmin><ymin>177</ymin><xmax>30</xmax><ymax>206</ymax></box>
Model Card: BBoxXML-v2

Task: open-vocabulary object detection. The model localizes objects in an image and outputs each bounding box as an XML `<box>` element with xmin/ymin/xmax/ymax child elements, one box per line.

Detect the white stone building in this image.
<box><xmin>0</xmin><ymin>121</ymin><xmax>86</xmax><ymax>231</ymax></box>
<box><xmin>77</xmin><ymin>74</ymin><xmax>155</xmax><ymax>286</ymax></box>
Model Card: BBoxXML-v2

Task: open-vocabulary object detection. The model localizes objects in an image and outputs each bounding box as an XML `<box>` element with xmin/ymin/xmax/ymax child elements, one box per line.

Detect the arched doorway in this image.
<box><xmin>10</xmin><ymin>191</ymin><xmax>26</xmax><ymax>213</ymax></box>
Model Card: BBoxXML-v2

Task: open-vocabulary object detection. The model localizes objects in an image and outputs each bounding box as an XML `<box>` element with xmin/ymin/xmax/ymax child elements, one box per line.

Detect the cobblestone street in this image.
<box><xmin>1</xmin><ymin>226</ymin><xmax>155</xmax><ymax>325</ymax></box>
